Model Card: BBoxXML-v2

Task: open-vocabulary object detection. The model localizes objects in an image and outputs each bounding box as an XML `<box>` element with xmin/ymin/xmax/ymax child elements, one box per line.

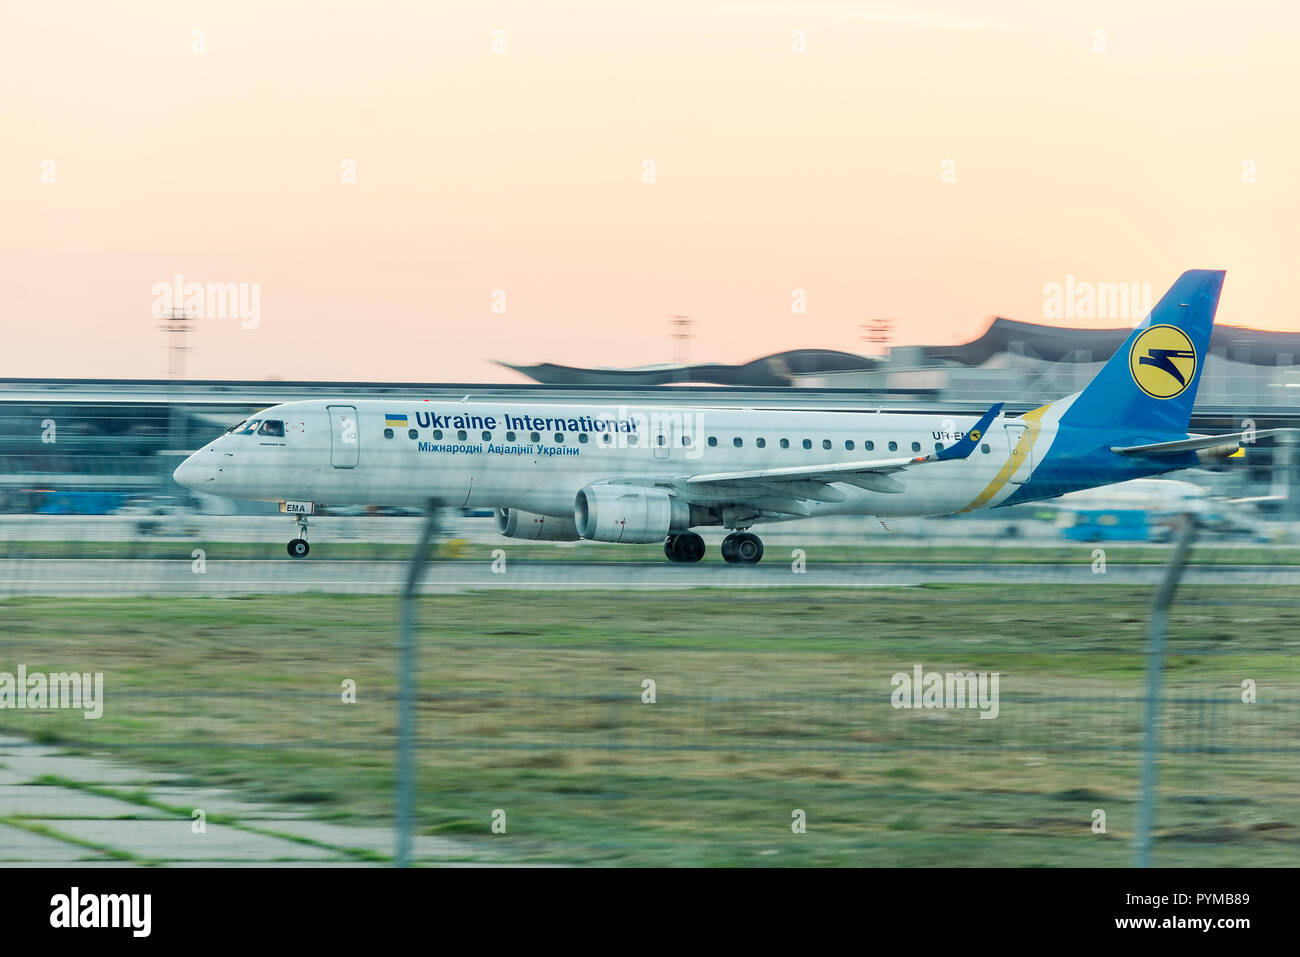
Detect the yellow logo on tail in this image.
<box><xmin>1129</xmin><ymin>324</ymin><xmax>1197</xmax><ymax>399</ymax></box>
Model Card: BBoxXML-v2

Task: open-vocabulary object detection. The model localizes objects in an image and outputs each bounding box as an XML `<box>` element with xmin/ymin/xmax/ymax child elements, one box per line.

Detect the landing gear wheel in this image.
<box><xmin>721</xmin><ymin>531</ymin><xmax>763</xmax><ymax>564</ymax></box>
<box><xmin>735</xmin><ymin>533</ymin><xmax>763</xmax><ymax>564</ymax></box>
<box><xmin>288</xmin><ymin>513</ymin><xmax>312</xmax><ymax>559</ymax></box>
<box><xmin>678</xmin><ymin>532</ymin><xmax>706</xmax><ymax>563</ymax></box>
<box><xmin>665</xmin><ymin>531</ymin><xmax>706</xmax><ymax>563</ymax></box>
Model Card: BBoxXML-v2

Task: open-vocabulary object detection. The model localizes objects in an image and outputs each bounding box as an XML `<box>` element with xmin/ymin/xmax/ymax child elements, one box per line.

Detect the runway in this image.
<box><xmin>1</xmin><ymin>559</ymin><xmax>1298</xmax><ymax>597</ymax></box>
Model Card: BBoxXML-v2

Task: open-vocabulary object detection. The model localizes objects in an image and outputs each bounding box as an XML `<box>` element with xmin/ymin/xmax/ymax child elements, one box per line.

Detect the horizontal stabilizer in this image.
<box><xmin>1111</xmin><ymin>429</ymin><xmax>1294</xmax><ymax>457</ymax></box>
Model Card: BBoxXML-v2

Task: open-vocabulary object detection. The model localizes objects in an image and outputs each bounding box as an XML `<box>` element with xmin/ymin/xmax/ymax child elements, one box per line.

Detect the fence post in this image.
<box><xmin>397</xmin><ymin>500</ymin><xmax>442</xmax><ymax>867</ymax></box>
<box><xmin>1135</xmin><ymin>511</ymin><xmax>1197</xmax><ymax>868</ymax></box>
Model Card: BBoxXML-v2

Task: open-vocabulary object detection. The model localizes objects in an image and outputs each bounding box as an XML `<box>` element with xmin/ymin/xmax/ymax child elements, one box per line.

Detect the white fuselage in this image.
<box><xmin>175</xmin><ymin>398</ymin><xmax>1066</xmax><ymax>523</ymax></box>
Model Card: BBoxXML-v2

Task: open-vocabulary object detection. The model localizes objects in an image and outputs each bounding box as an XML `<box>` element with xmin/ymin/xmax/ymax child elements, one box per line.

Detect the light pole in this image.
<box><xmin>669</xmin><ymin>315</ymin><xmax>693</xmax><ymax>386</ymax></box>
<box><xmin>158</xmin><ymin>307</ymin><xmax>192</xmax><ymax>496</ymax></box>
<box><xmin>860</xmin><ymin>318</ymin><xmax>894</xmax><ymax>356</ymax></box>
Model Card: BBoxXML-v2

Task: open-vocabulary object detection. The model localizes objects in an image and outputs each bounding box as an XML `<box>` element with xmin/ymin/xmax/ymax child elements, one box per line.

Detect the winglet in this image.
<box><xmin>933</xmin><ymin>403</ymin><xmax>1004</xmax><ymax>462</ymax></box>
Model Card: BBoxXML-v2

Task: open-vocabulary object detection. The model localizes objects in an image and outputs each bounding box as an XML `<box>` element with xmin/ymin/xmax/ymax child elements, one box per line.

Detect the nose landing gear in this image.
<box><xmin>287</xmin><ymin>514</ymin><xmax>311</xmax><ymax>559</ymax></box>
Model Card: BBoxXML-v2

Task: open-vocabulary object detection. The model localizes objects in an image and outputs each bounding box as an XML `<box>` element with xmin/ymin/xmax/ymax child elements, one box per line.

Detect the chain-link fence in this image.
<box><xmin>1</xmin><ymin>391</ymin><xmax>1298</xmax><ymax>866</ymax></box>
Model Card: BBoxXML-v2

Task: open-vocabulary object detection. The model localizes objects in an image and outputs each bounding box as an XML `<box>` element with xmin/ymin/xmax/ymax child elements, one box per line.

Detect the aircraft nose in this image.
<box><xmin>174</xmin><ymin>455</ymin><xmax>196</xmax><ymax>488</ymax></box>
<box><xmin>173</xmin><ymin>452</ymin><xmax>203</xmax><ymax>489</ymax></box>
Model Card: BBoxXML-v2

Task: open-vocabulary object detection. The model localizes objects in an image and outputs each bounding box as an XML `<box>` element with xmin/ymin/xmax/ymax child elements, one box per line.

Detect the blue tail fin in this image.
<box><xmin>1059</xmin><ymin>269</ymin><xmax>1225</xmax><ymax>435</ymax></box>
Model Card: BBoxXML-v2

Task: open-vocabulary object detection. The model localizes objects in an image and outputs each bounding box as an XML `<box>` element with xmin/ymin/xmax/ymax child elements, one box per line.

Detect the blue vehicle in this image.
<box><xmin>33</xmin><ymin>490</ymin><xmax>132</xmax><ymax>515</ymax></box>
<box><xmin>1061</xmin><ymin>509</ymin><xmax>1152</xmax><ymax>542</ymax></box>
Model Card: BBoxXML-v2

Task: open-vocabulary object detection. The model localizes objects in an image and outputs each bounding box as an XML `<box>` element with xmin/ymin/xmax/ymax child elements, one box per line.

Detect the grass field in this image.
<box><xmin>3</xmin><ymin>585</ymin><xmax>1299</xmax><ymax>865</ymax></box>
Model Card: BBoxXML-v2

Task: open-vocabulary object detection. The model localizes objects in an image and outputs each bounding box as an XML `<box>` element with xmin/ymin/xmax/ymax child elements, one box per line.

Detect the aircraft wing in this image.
<box><xmin>1111</xmin><ymin>429</ymin><xmax>1293</xmax><ymax>456</ymax></box>
<box><xmin>680</xmin><ymin>402</ymin><xmax>1004</xmax><ymax>495</ymax></box>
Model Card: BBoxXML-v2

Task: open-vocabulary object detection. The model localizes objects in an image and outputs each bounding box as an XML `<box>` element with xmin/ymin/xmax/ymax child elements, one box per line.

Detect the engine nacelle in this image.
<box><xmin>495</xmin><ymin>507</ymin><xmax>580</xmax><ymax>541</ymax></box>
<box><xmin>574</xmin><ymin>484</ymin><xmax>691</xmax><ymax>543</ymax></box>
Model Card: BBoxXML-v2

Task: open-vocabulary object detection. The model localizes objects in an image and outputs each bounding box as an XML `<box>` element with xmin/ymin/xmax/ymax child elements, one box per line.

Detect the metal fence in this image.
<box><xmin>1</xmin><ymin>400</ymin><xmax>1298</xmax><ymax>867</ymax></box>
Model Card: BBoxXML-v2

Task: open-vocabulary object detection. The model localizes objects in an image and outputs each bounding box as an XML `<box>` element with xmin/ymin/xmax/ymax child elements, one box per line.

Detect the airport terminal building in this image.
<box><xmin>504</xmin><ymin>316</ymin><xmax>1300</xmax><ymax>408</ymax></box>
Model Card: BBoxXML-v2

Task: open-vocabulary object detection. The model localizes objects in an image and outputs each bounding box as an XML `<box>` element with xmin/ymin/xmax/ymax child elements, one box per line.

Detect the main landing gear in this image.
<box><xmin>287</xmin><ymin>514</ymin><xmax>311</xmax><ymax>559</ymax></box>
<box><xmin>720</xmin><ymin>531</ymin><xmax>764</xmax><ymax>565</ymax></box>
<box><xmin>665</xmin><ymin>531</ymin><xmax>706</xmax><ymax>563</ymax></box>
<box><xmin>664</xmin><ymin>531</ymin><xmax>764</xmax><ymax>564</ymax></box>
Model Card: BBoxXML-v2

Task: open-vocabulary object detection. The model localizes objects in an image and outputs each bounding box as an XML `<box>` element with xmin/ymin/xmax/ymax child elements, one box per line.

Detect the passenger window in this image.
<box><xmin>628</xmin><ymin>433</ymin><xmax>637</xmax><ymax>445</ymax></box>
<box><xmin>780</xmin><ymin>439</ymin><xmax>790</xmax><ymax>449</ymax></box>
<box><xmin>935</xmin><ymin>442</ymin><xmax>944</xmax><ymax>452</ymax></box>
<box><xmin>911</xmin><ymin>441</ymin><xmax>921</xmax><ymax>452</ymax></box>
<box><xmin>681</xmin><ymin>435</ymin><xmax>692</xmax><ymax>447</ymax></box>
<box><xmin>530</xmin><ymin>432</ymin><xmax>541</xmax><ymax>443</ymax></box>
<box><xmin>384</xmin><ymin>428</ymin><xmax>394</xmax><ymax>439</ymax></box>
<box><xmin>457</xmin><ymin>430</ymin><xmax>467</xmax><ymax>440</ymax></box>
<box><xmin>802</xmin><ymin>439</ymin><xmax>812</xmax><ymax>450</ymax></box>
<box><xmin>658</xmin><ymin>434</ymin><xmax>666</xmax><ymax>446</ymax></box>
<box><xmin>756</xmin><ymin>437</ymin><xmax>766</xmax><ymax>449</ymax></box>
<box><xmin>555</xmin><ymin>433</ymin><xmax>564</xmax><ymax>443</ymax></box>
<box><xmin>506</xmin><ymin>431</ymin><xmax>516</xmax><ymax>442</ymax></box>
<box><xmin>433</xmin><ymin>429</ymin><xmax>444</xmax><ymax>440</ymax></box>
<box><xmin>580</xmin><ymin>433</ymin><xmax>589</xmax><ymax>444</ymax></box>
<box><xmin>733</xmin><ymin>437</ymin><xmax>743</xmax><ymax>448</ymax></box>
<box><xmin>482</xmin><ymin>431</ymin><xmax>491</xmax><ymax>441</ymax></box>
<box><xmin>602</xmin><ymin>433</ymin><xmax>613</xmax><ymax>445</ymax></box>
<box><xmin>845</xmin><ymin>440</ymin><xmax>855</xmax><ymax>451</ymax></box>
<box><xmin>866</xmin><ymin>440</ymin><xmax>875</xmax><ymax>451</ymax></box>
<box><xmin>821</xmin><ymin>439</ymin><xmax>831</xmax><ymax>450</ymax></box>
<box><xmin>708</xmin><ymin>437</ymin><xmax>718</xmax><ymax>447</ymax></box>
<box><xmin>981</xmin><ymin>443</ymin><xmax>990</xmax><ymax>453</ymax></box>
<box><xmin>888</xmin><ymin>441</ymin><xmax>898</xmax><ymax>451</ymax></box>
<box><xmin>409</xmin><ymin>429</ymin><xmax>418</xmax><ymax>440</ymax></box>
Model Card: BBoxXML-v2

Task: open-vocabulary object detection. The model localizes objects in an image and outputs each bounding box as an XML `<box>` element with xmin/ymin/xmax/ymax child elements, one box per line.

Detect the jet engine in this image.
<box><xmin>574</xmin><ymin>484</ymin><xmax>692</xmax><ymax>543</ymax></box>
<box><xmin>495</xmin><ymin>507</ymin><xmax>580</xmax><ymax>541</ymax></box>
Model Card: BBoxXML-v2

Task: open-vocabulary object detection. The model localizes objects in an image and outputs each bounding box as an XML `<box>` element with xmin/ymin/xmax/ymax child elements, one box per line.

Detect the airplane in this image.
<box><xmin>174</xmin><ymin>269</ymin><xmax>1277</xmax><ymax>563</ymax></box>
<box><xmin>1046</xmin><ymin>477</ymin><xmax>1213</xmax><ymax>516</ymax></box>
<box><xmin>1041</xmin><ymin>475</ymin><xmax>1283</xmax><ymax>540</ymax></box>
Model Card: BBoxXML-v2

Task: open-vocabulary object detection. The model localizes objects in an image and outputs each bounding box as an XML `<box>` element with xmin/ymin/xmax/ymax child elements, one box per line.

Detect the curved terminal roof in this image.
<box><xmin>499</xmin><ymin>348</ymin><xmax>879</xmax><ymax>387</ymax></box>
<box><xmin>922</xmin><ymin>318</ymin><xmax>1300</xmax><ymax>367</ymax></box>
<box><xmin>503</xmin><ymin>318</ymin><xmax>1300</xmax><ymax>385</ymax></box>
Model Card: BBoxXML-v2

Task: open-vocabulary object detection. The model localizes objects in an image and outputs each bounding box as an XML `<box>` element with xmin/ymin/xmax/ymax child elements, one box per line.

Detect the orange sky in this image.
<box><xmin>3</xmin><ymin>0</ymin><xmax>1297</xmax><ymax>382</ymax></box>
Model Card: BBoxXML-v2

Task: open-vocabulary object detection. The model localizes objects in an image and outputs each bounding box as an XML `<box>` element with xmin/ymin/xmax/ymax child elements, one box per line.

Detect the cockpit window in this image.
<box><xmin>237</xmin><ymin>419</ymin><xmax>262</xmax><ymax>435</ymax></box>
<box><xmin>258</xmin><ymin>419</ymin><xmax>285</xmax><ymax>437</ymax></box>
<box><xmin>225</xmin><ymin>419</ymin><xmax>248</xmax><ymax>434</ymax></box>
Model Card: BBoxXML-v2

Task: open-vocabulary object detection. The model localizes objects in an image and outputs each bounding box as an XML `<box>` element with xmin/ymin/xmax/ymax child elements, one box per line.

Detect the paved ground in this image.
<box><xmin>0</xmin><ymin>557</ymin><xmax>1298</xmax><ymax>597</ymax></box>
<box><xmin>0</xmin><ymin>735</ymin><xmax>496</xmax><ymax>866</ymax></box>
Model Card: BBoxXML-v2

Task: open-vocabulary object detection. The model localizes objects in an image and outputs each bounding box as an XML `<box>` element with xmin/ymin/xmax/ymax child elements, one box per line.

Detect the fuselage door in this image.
<box><xmin>328</xmin><ymin>405</ymin><xmax>360</xmax><ymax>468</ymax></box>
<box><xmin>1004</xmin><ymin>422</ymin><xmax>1032</xmax><ymax>484</ymax></box>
